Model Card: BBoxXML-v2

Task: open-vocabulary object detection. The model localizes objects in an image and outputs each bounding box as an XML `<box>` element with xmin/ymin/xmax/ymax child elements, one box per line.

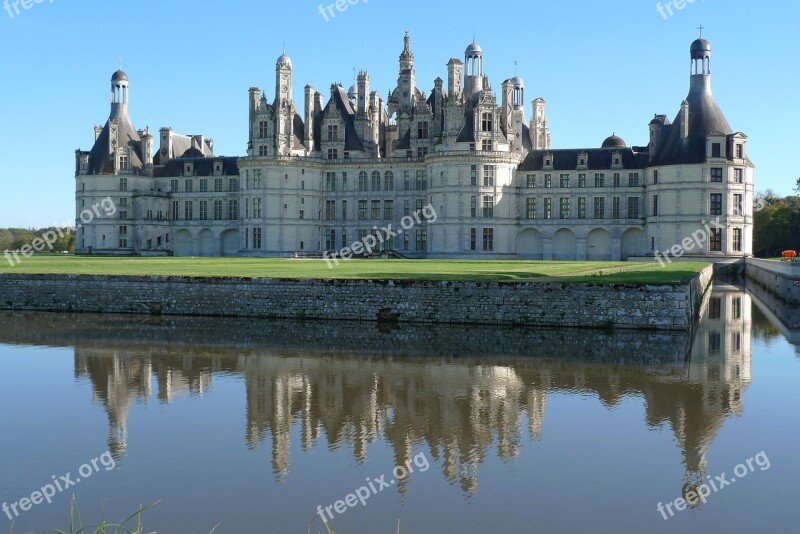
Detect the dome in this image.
<box><xmin>511</xmin><ymin>75</ymin><xmax>524</xmax><ymax>88</ymax></box>
<box><xmin>276</xmin><ymin>53</ymin><xmax>292</xmax><ymax>67</ymax></box>
<box><xmin>465</xmin><ymin>41</ymin><xmax>483</xmax><ymax>57</ymax></box>
<box><xmin>111</xmin><ymin>69</ymin><xmax>128</xmax><ymax>82</ymax></box>
<box><xmin>601</xmin><ymin>133</ymin><xmax>626</xmax><ymax>149</ymax></box>
<box><xmin>347</xmin><ymin>83</ymin><xmax>358</xmax><ymax>100</ymax></box>
<box><xmin>690</xmin><ymin>38</ymin><xmax>711</xmax><ymax>58</ymax></box>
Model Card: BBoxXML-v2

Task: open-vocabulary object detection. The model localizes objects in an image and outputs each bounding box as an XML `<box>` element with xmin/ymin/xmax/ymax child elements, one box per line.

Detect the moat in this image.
<box><xmin>0</xmin><ymin>279</ymin><xmax>797</xmax><ymax>533</ymax></box>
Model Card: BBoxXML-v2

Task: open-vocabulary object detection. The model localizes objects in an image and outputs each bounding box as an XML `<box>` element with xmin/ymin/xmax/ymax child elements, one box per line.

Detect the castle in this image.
<box><xmin>75</xmin><ymin>33</ymin><xmax>754</xmax><ymax>260</ymax></box>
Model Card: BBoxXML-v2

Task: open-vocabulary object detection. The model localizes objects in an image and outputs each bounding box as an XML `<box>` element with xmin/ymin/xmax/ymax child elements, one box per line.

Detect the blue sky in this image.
<box><xmin>0</xmin><ymin>0</ymin><xmax>797</xmax><ymax>227</ymax></box>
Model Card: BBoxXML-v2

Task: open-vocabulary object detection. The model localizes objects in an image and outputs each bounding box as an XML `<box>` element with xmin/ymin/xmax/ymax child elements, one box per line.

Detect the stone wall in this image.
<box><xmin>745</xmin><ymin>258</ymin><xmax>800</xmax><ymax>306</ymax></box>
<box><xmin>0</xmin><ymin>266</ymin><xmax>714</xmax><ymax>331</ymax></box>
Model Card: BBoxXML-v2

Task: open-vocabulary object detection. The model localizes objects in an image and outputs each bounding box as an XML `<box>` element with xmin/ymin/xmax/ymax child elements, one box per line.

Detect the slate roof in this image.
<box><xmin>87</xmin><ymin>110</ymin><xmax>143</xmax><ymax>175</ymax></box>
<box><xmin>650</xmin><ymin>76</ymin><xmax>733</xmax><ymax>166</ymax></box>
<box><xmin>519</xmin><ymin>147</ymin><xmax>650</xmax><ymax>172</ymax></box>
<box><xmin>153</xmin><ymin>156</ymin><xmax>239</xmax><ymax>178</ymax></box>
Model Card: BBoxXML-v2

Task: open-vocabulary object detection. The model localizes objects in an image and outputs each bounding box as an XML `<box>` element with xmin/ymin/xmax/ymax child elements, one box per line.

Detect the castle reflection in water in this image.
<box><xmin>3</xmin><ymin>283</ymin><xmax>752</xmax><ymax>497</ymax></box>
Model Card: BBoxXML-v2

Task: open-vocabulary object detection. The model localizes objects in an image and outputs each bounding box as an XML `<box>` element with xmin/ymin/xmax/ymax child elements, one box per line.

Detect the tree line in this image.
<box><xmin>0</xmin><ymin>227</ymin><xmax>75</xmax><ymax>254</ymax></box>
<box><xmin>753</xmin><ymin>179</ymin><xmax>800</xmax><ymax>258</ymax></box>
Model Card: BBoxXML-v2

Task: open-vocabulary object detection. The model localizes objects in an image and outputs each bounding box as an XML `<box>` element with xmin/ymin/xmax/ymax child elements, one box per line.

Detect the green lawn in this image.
<box><xmin>0</xmin><ymin>255</ymin><xmax>709</xmax><ymax>284</ymax></box>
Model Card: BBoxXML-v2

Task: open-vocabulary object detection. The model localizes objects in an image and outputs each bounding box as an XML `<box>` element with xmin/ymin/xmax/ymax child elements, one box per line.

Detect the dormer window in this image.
<box><xmin>214</xmin><ymin>163</ymin><xmax>222</xmax><ymax>175</ymax></box>
<box><xmin>119</xmin><ymin>155</ymin><xmax>129</xmax><ymax>171</ymax></box>
<box><xmin>327</xmin><ymin>125</ymin><xmax>338</xmax><ymax>142</ymax></box>
<box><xmin>417</xmin><ymin>121</ymin><xmax>429</xmax><ymax>139</ymax></box>
<box><xmin>184</xmin><ymin>163</ymin><xmax>193</xmax><ymax>176</ymax></box>
<box><xmin>481</xmin><ymin>113</ymin><xmax>493</xmax><ymax>132</ymax></box>
<box><xmin>735</xmin><ymin>144</ymin><xmax>743</xmax><ymax>159</ymax></box>
<box><xmin>711</xmin><ymin>143</ymin><xmax>721</xmax><ymax>158</ymax></box>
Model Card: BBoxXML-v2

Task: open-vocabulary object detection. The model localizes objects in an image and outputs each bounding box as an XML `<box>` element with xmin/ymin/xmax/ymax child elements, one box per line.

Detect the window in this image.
<box><xmin>628</xmin><ymin>173</ymin><xmax>640</xmax><ymax>187</ymax></box>
<box><xmin>119</xmin><ymin>155</ymin><xmax>129</xmax><ymax>171</ymax></box>
<box><xmin>213</xmin><ymin>200</ymin><xmax>223</xmax><ymax>220</ymax></box>
<box><xmin>358</xmin><ymin>171</ymin><xmax>368</xmax><ymax>191</ymax></box>
<box><xmin>299</xmin><ymin>210</ymin><xmax>304</xmax><ymax>220</ymax></box>
<box><xmin>259</xmin><ymin>121</ymin><xmax>268</xmax><ymax>138</ymax></box>
<box><xmin>482</xmin><ymin>228</ymin><xmax>494</xmax><ymax>251</ymax></box>
<box><xmin>340</xmin><ymin>172</ymin><xmax>347</xmax><ymax>191</ymax></box>
<box><xmin>482</xmin><ymin>195</ymin><xmax>494</xmax><ymax>218</ymax></box>
<box><xmin>325</xmin><ymin>229</ymin><xmax>336</xmax><ymax>251</ymax></box>
<box><xmin>710</xmin><ymin>193</ymin><xmax>723</xmax><ymax>216</ymax></box>
<box><xmin>481</xmin><ymin>139</ymin><xmax>493</xmax><ymax>151</ymax></box>
<box><xmin>710</xmin><ymin>228</ymin><xmax>722</xmax><ymax>251</ymax></box>
<box><xmin>483</xmin><ymin>166</ymin><xmax>495</xmax><ymax>187</ymax></box>
<box><xmin>416</xmin><ymin>170</ymin><xmax>427</xmax><ymax>190</ymax></box>
<box><xmin>371</xmin><ymin>200</ymin><xmax>381</xmax><ymax>220</ymax></box>
<box><xmin>470</xmin><ymin>196</ymin><xmax>477</xmax><ymax>218</ymax></box>
<box><xmin>417</xmin><ymin>121</ymin><xmax>429</xmax><ymax>139</ymax></box>
<box><xmin>384</xmin><ymin>200</ymin><xmax>394</xmax><ymax>220</ymax></box>
<box><xmin>481</xmin><ymin>112</ymin><xmax>493</xmax><ymax>132</ymax></box>
<box><xmin>733</xmin><ymin>194</ymin><xmax>743</xmax><ymax>216</ymax></box>
<box><xmin>199</xmin><ymin>179</ymin><xmax>208</xmax><ymax>192</ymax></box>
<box><xmin>735</xmin><ymin>144</ymin><xmax>743</xmax><ymax>159</ymax></box>
<box><xmin>229</xmin><ymin>178</ymin><xmax>239</xmax><ymax>192</ymax></box>
<box><xmin>404</xmin><ymin>199</ymin><xmax>410</xmax><ymax>216</ymax></box>
<box><xmin>470</xmin><ymin>165</ymin><xmax>478</xmax><ymax>186</ymax></box>
<box><xmin>326</xmin><ymin>200</ymin><xmax>336</xmax><ymax>221</ymax></box>
<box><xmin>171</xmin><ymin>200</ymin><xmax>179</xmax><ymax>220</ymax></box>
<box><xmin>709</xmin><ymin>298</ymin><xmax>722</xmax><ymax>319</ymax></box>
<box><xmin>327</xmin><ymin>125</ymin><xmax>338</xmax><ymax>142</ymax></box>
<box><xmin>527</xmin><ymin>175</ymin><xmax>536</xmax><ymax>188</ymax></box>
<box><xmin>612</xmin><ymin>197</ymin><xmax>621</xmax><ymax>219</ymax></box>
<box><xmin>578</xmin><ymin>174</ymin><xmax>587</xmax><ymax>188</ymax></box>
<box><xmin>653</xmin><ymin>170</ymin><xmax>658</xmax><ymax>184</ymax></box>
<box><xmin>710</xmin><ymin>168</ymin><xmax>723</xmax><ymax>182</ymax></box>
<box><xmin>325</xmin><ymin>172</ymin><xmax>337</xmax><ymax>192</ymax></box>
<box><xmin>384</xmin><ymin>171</ymin><xmax>394</xmax><ymax>191</ymax></box>
<box><xmin>544</xmin><ymin>174</ymin><xmax>552</xmax><ymax>188</ymax></box>
<box><xmin>544</xmin><ymin>198</ymin><xmax>552</xmax><ymax>219</ymax></box>
<box><xmin>183</xmin><ymin>179</ymin><xmax>192</xmax><ymax>193</ymax></box>
<box><xmin>577</xmin><ymin>197</ymin><xmax>586</xmax><ymax>219</ymax></box>
<box><xmin>253</xmin><ymin>228</ymin><xmax>262</xmax><ymax>249</ymax></box>
<box><xmin>594</xmin><ymin>173</ymin><xmax>605</xmax><ymax>187</ymax></box>
<box><xmin>734</xmin><ymin>168</ymin><xmax>744</xmax><ymax>183</ymax></box>
<box><xmin>711</xmin><ymin>143</ymin><xmax>721</xmax><ymax>158</ymax></box>
<box><xmin>214</xmin><ymin>178</ymin><xmax>223</xmax><ymax>192</ymax></box>
<box><xmin>170</xmin><ymin>179</ymin><xmax>179</xmax><ymax>192</ymax></box>
<box><xmin>613</xmin><ymin>173</ymin><xmax>621</xmax><ymax>188</ymax></box>
<box><xmin>627</xmin><ymin>197</ymin><xmax>639</xmax><ymax>219</ymax></box>
<box><xmin>559</xmin><ymin>198</ymin><xmax>570</xmax><ymax>219</ymax></box>
<box><xmin>470</xmin><ymin>228</ymin><xmax>477</xmax><ymax>251</ymax></box>
<box><xmin>199</xmin><ymin>200</ymin><xmax>209</xmax><ymax>220</ymax></box>
<box><xmin>358</xmin><ymin>200</ymin><xmax>368</xmax><ymax>220</ymax></box>
<box><xmin>372</xmin><ymin>171</ymin><xmax>381</xmax><ymax>191</ymax></box>
<box><xmin>327</xmin><ymin>149</ymin><xmax>338</xmax><ymax>160</ymax></box>
<box><xmin>341</xmin><ymin>229</ymin><xmax>348</xmax><ymax>250</ymax></box>
<box><xmin>526</xmin><ymin>198</ymin><xmax>536</xmax><ymax>220</ymax></box>
<box><xmin>253</xmin><ymin>198</ymin><xmax>262</xmax><ymax>218</ymax></box>
<box><xmin>416</xmin><ymin>229</ymin><xmax>427</xmax><ymax>252</ymax></box>
<box><xmin>118</xmin><ymin>226</ymin><xmax>128</xmax><ymax>248</ymax></box>
<box><xmin>560</xmin><ymin>174</ymin><xmax>570</xmax><ymax>188</ymax></box>
<box><xmin>733</xmin><ymin>228</ymin><xmax>742</xmax><ymax>252</ymax></box>
<box><xmin>340</xmin><ymin>200</ymin><xmax>347</xmax><ymax>220</ymax></box>
<box><xmin>652</xmin><ymin>195</ymin><xmax>658</xmax><ymax>216</ymax></box>
<box><xmin>227</xmin><ymin>199</ymin><xmax>238</xmax><ymax>220</ymax></box>
<box><xmin>119</xmin><ymin>178</ymin><xmax>128</xmax><ymax>192</ymax></box>
<box><xmin>594</xmin><ymin>197</ymin><xmax>605</xmax><ymax>219</ymax></box>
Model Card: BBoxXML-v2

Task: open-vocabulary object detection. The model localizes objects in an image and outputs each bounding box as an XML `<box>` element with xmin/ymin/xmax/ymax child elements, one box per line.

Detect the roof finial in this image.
<box><xmin>514</xmin><ymin>60</ymin><xmax>518</xmax><ymax>76</ymax></box>
<box><xmin>698</xmin><ymin>24</ymin><xmax>704</xmax><ymax>38</ymax></box>
<box><xmin>118</xmin><ymin>57</ymin><xmax>122</xmax><ymax>70</ymax></box>
<box><xmin>473</xmin><ymin>29</ymin><xmax>476</xmax><ymax>44</ymax></box>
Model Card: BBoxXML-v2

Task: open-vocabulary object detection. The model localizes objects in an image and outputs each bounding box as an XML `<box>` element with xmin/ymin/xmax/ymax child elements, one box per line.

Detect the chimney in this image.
<box><xmin>680</xmin><ymin>100</ymin><xmax>690</xmax><ymax>139</ymax></box>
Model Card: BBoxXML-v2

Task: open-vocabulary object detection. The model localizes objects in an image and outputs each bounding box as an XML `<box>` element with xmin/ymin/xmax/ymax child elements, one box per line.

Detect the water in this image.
<box><xmin>0</xmin><ymin>280</ymin><xmax>798</xmax><ymax>533</ymax></box>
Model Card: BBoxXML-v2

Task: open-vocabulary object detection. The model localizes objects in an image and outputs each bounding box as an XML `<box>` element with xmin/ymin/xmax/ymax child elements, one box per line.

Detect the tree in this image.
<box><xmin>795</xmin><ymin>177</ymin><xmax>800</xmax><ymax>195</ymax></box>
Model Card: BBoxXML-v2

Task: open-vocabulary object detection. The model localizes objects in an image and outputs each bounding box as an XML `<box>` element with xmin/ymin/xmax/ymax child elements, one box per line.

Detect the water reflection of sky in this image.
<box><xmin>0</xmin><ymin>281</ymin><xmax>798</xmax><ymax>533</ymax></box>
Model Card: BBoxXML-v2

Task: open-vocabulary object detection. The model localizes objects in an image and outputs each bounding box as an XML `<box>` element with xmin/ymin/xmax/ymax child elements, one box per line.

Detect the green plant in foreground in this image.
<box><xmin>34</xmin><ymin>497</ymin><xmax>161</xmax><ymax>534</ymax></box>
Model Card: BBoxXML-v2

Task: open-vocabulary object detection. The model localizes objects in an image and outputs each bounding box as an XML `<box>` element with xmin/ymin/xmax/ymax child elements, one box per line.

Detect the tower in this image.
<box><xmin>397</xmin><ymin>31</ymin><xmax>416</xmax><ymax>113</ymax></box>
<box><xmin>464</xmin><ymin>39</ymin><xmax>484</xmax><ymax>97</ymax></box>
<box><xmin>530</xmin><ymin>98</ymin><xmax>550</xmax><ymax>150</ymax></box>
<box><xmin>275</xmin><ymin>51</ymin><xmax>295</xmax><ymax>155</ymax></box>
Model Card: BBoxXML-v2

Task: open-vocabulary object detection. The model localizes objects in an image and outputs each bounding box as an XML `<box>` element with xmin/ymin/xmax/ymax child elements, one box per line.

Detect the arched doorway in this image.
<box><xmin>587</xmin><ymin>229</ymin><xmax>612</xmax><ymax>261</ymax></box>
<box><xmin>517</xmin><ymin>229</ymin><xmax>543</xmax><ymax>260</ymax></box>
<box><xmin>198</xmin><ymin>229</ymin><xmax>215</xmax><ymax>256</ymax></box>
<box><xmin>621</xmin><ymin>228</ymin><xmax>647</xmax><ymax>260</ymax></box>
<box><xmin>552</xmin><ymin>229</ymin><xmax>577</xmax><ymax>260</ymax></box>
<box><xmin>173</xmin><ymin>229</ymin><xmax>193</xmax><ymax>257</ymax></box>
<box><xmin>220</xmin><ymin>229</ymin><xmax>240</xmax><ymax>256</ymax></box>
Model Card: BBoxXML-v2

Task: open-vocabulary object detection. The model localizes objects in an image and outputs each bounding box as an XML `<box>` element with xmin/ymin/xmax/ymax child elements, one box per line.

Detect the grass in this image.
<box><xmin>28</xmin><ymin>497</ymin><xmax>162</xmax><ymax>534</ymax></box>
<box><xmin>0</xmin><ymin>256</ymin><xmax>709</xmax><ymax>284</ymax></box>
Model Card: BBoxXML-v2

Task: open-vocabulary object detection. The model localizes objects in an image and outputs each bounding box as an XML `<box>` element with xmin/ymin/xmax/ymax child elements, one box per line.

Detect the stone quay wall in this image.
<box><xmin>0</xmin><ymin>266</ymin><xmax>713</xmax><ymax>331</ymax></box>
